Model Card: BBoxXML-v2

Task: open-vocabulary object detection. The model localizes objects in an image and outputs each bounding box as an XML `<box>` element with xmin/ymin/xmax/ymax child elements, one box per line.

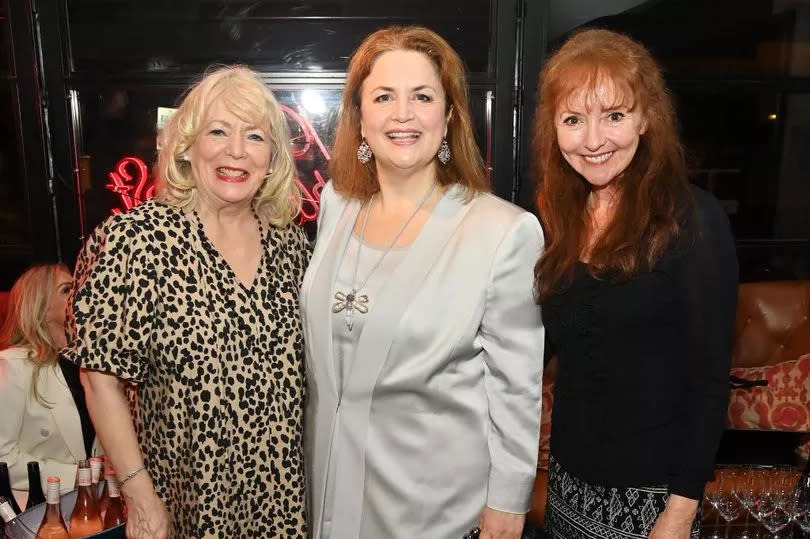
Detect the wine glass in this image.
<box><xmin>704</xmin><ymin>471</ymin><xmax>724</xmax><ymax>539</ymax></box>
<box><xmin>794</xmin><ymin>485</ymin><xmax>810</xmax><ymax>537</ymax></box>
<box><xmin>735</xmin><ymin>466</ymin><xmax>760</xmax><ymax>539</ymax></box>
<box><xmin>759</xmin><ymin>499</ymin><xmax>794</xmax><ymax>538</ymax></box>
<box><xmin>717</xmin><ymin>468</ymin><xmax>743</xmax><ymax>538</ymax></box>
<box><xmin>758</xmin><ymin>468</ymin><xmax>794</xmax><ymax>539</ymax></box>
<box><xmin>792</xmin><ymin>464</ymin><xmax>810</xmax><ymax>538</ymax></box>
<box><xmin>753</xmin><ymin>467</ymin><xmax>776</xmax><ymax>522</ymax></box>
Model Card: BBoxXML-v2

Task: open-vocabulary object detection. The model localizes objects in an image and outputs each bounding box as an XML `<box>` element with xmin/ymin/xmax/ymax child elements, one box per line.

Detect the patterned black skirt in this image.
<box><xmin>544</xmin><ymin>456</ymin><xmax>701</xmax><ymax>539</ymax></box>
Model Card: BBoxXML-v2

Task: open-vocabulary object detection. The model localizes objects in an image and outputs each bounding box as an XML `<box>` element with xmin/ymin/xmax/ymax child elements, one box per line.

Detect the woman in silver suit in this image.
<box><xmin>302</xmin><ymin>26</ymin><xmax>545</xmax><ymax>539</ymax></box>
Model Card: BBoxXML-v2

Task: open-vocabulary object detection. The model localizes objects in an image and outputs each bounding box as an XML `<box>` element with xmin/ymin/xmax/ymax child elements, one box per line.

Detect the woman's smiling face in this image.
<box><xmin>359</xmin><ymin>49</ymin><xmax>449</xmax><ymax>177</ymax></box>
<box><xmin>189</xmin><ymin>98</ymin><xmax>272</xmax><ymax>210</ymax></box>
<box><xmin>555</xmin><ymin>79</ymin><xmax>647</xmax><ymax>190</ymax></box>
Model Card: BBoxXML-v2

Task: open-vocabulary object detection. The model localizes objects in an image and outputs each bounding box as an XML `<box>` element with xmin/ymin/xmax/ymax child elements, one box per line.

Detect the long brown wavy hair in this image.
<box><xmin>330</xmin><ymin>25</ymin><xmax>489</xmax><ymax>200</ymax></box>
<box><xmin>0</xmin><ymin>263</ymin><xmax>71</xmax><ymax>407</ymax></box>
<box><xmin>533</xmin><ymin>29</ymin><xmax>690</xmax><ymax>301</ymax></box>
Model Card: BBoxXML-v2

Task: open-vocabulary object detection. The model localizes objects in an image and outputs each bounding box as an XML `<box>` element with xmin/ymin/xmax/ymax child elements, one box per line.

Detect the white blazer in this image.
<box><xmin>301</xmin><ymin>183</ymin><xmax>545</xmax><ymax>538</ymax></box>
<box><xmin>0</xmin><ymin>346</ymin><xmax>96</xmax><ymax>507</ymax></box>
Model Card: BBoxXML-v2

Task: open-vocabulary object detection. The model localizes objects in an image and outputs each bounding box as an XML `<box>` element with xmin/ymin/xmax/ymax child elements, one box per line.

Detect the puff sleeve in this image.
<box><xmin>62</xmin><ymin>215</ymin><xmax>158</xmax><ymax>383</ymax></box>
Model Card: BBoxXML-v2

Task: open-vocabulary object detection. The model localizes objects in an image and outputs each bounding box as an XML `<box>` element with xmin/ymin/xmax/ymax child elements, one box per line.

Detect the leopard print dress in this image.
<box><xmin>63</xmin><ymin>199</ymin><xmax>309</xmax><ymax>537</ymax></box>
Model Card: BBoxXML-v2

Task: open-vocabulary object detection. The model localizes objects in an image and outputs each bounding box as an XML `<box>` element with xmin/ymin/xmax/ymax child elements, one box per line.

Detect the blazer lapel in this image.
<box><xmin>45</xmin><ymin>365</ymin><xmax>86</xmax><ymax>462</ymax></box>
<box><xmin>330</xmin><ymin>186</ymin><xmax>474</xmax><ymax>538</ymax></box>
<box><xmin>304</xmin><ymin>191</ymin><xmax>361</xmax><ymax>399</ymax></box>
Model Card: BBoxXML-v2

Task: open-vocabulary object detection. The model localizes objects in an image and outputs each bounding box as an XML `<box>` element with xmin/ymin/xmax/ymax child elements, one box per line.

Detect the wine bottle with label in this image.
<box><xmin>102</xmin><ymin>475</ymin><xmax>126</xmax><ymax>529</ymax></box>
<box><xmin>98</xmin><ymin>463</ymin><xmax>115</xmax><ymax>522</ymax></box>
<box><xmin>24</xmin><ymin>462</ymin><xmax>45</xmax><ymax>509</ymax></box>
<box><xmin>0</xmin><ymin>462</ymin><xmax>22</xmax><ymax>515</ymax></box>
<box><xmin>36</xmin><ymin>477</ymin><xmax>70</xmax><ymax>539</ymax></box>
<box><xmin>88</xmin><ymin>457</ymin><xmax>103</xmax><ymax>502</ymax></box>
<box><xmin>0</xmin><ymin>495</ymin><xmax>17</xmax><ymax>537</ymax></box>
<box><xmin>0</xmin><ymin>496</ymin><xmax>15</xmax><ymax>522</ymax></box>
<box><xmin>68</xmin><ymin>461</ymin><xmax>103</xmax><ymax>538</ymax></box>
<box><xmin>97</xmin><ymin>456</ymin><xmax>108</xmax><ymax>501</ymax></box>
<box><xmin>0</xmin><ymin>495</ymin><xmax>38</xmax><ymax>538</ymax></box>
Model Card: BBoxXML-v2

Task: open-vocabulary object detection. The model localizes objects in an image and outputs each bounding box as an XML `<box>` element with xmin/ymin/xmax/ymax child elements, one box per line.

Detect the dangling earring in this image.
<box><xmin>357</xmin><ymin>138</ymin><xmax>373</xmax><ymax>164</ymax></box>
<box><xmin>437</xmin><ymin>139</ymin><xmax>451</xmax><ymax>165</ymax></box>
<box><xmin>179</xmin><ymin>153</ymin><xmax>190</xmax><ymax>162</ymax></box>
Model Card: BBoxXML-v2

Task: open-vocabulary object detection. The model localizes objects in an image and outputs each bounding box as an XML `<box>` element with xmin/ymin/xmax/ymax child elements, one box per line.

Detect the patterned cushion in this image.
<box><xmin>728</xmin><ymin>354</ymin><xmax>810</xmax><ymax>431</ymax></box>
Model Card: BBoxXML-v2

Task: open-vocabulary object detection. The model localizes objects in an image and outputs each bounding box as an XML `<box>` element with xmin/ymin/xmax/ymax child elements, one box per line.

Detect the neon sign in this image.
<box><xmin>105</xmin><ymin>104</ymin><xmax>329</xmax><ymax>224</ymax></box>
<box><xmin>105</xmin><ymin>157</ymin><xmax>154</xmax><ymax>214</ymax></box>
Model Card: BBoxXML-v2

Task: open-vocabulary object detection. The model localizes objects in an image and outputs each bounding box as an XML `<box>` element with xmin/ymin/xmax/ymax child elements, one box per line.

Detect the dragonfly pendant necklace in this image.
<box><xmin>332</xmin><ymin>182</ymin><xmax>437</xmax><ymax>330</ymax></box>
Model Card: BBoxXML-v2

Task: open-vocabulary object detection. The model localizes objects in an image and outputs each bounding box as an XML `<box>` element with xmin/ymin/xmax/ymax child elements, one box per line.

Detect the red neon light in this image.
<box><xmin>296</xmin><ymin>169</ymin><xmax>327</xmax><ymax>224</ymax></box>
<box><xmin>104</xmin><ymin>104</ymin><xmax>329</xmax><ymax>224</ymax></box>
<box><xmin>284</xmin><ymin>105</ymin><xmax>331</xmax><ymax>161</ymax></box>
<box><xmin>105</xmin><ymin>156</ymin><xmax>154</xmax><ymax>214</ymax></box>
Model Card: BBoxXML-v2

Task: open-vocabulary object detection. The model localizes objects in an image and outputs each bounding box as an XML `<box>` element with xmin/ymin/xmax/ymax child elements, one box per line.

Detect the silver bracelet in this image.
<box><xmin>118</xmin><ymin>464</ymin><xmax>147</xmax><ymax>488</ymax></box>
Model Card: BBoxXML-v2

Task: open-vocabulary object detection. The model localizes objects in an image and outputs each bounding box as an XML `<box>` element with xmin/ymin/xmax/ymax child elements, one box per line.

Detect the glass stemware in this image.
<box><xmin>704</xmin><ymin>471</ymin><xmax>724</xmax><ymax>539</ymax></box>
<box><xmin>717</xmin><ymin>469</ymin><xmax>743</xmax><ymax>538</ymax></box>
<box><xmin>758</xmin><ymin>467</ymin><xmax>795</xmax><ymax>539</ymax></box>
<box><xmin>793</xmin><ymin>463</ymin><xmax>810</xmax><ymax>537</ymax></box>
<box><xmin>759</xmin><ymin>501</ymin><xmax>794</xmax><ymax>538</ymax></box>
<box><xmin>734</xmin><ymin>466</ymin><xmax>759</xmax><ymax>539</ymax></box>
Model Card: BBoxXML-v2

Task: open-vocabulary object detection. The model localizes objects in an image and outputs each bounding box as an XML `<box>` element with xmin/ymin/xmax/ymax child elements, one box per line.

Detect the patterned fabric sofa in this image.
<box><xmin>526</xmin><ymin>280</ymin><xmax>810</xmax><ymax>527</ymax></box>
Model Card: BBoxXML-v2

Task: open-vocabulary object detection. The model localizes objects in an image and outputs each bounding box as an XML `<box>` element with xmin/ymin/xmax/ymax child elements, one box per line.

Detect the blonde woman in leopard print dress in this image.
<box><xmin>63</xmin><ymin>66</ymin><xmax>309</xmax><ymax>538</ymax></box>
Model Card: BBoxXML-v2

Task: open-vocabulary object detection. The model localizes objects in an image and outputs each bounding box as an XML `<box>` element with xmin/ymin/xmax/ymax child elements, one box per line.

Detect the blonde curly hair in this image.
<box><xmin>156</xmin><ymin>65</ymin><xmax>301</xmax><ymax>226</ymax></box>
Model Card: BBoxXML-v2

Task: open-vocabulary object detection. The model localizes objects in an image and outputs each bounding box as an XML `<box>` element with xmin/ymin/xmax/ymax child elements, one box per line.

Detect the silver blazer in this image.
<box><xmin>301</xmin><ymin>182</ymin><xmax>545</xmax><ymax>538</ymax></box>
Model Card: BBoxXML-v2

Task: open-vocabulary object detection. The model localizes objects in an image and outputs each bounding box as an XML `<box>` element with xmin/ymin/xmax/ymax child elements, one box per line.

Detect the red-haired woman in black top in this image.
<box><xmin>533</xmin><ymin>29</ymin><xmax>738</xmax><ymax>539</ymax></box>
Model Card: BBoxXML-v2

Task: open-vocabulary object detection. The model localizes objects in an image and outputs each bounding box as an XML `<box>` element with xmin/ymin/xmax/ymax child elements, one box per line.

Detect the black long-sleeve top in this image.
<box><xmin>542</xmin><ymin>185</ymin><xmax>738</xmax><ymax>500</ymax></box>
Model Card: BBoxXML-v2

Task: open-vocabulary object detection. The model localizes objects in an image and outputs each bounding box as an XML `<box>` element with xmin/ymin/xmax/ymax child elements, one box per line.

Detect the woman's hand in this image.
<box><xmin>648</xmin><ymin>494</ymin><xmax>698</xmax><ymax>539</ymax></box>
<box><xmin>648</xmin><ymin>513</ymin><xmax>692</xmax><ymax>539</ymax></box>
<box><xmin>478</xmin><ymin>506</ymin><xmax>525</xmax><ymax>539</ymax></box>
<box><xmin>82</xmin><ymin>370</ymin><xmax>170</xmax><ymax>537</ymax></box>
<box><xmin>121</xmin><ymin>473</ymin><xmax>171</xmax><ymax>539</ymax></box>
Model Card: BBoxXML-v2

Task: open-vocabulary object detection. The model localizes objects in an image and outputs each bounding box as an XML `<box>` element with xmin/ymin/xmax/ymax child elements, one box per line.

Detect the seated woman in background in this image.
<box><xmin>532</xmin><ymin>29</ymin><xmax>738</xmax><ymax>538</ymax></box>
<box><xmin>0</xmin><ymin>264</ymin><xmax>98</xmax><ymax>509</ymax></box>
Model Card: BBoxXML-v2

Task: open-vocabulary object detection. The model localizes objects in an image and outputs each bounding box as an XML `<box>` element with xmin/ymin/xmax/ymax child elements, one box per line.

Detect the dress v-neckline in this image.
<box><xmin>190</xmin><ymin>211</ymin><xmax>269</xmax><ymax>292</ymax></box>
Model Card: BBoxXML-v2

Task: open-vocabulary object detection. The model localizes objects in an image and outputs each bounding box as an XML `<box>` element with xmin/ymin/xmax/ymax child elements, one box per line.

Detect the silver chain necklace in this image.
<box><xmin>332</xmin><ymin>182</ymin><xmax>437</xmax><ymax>330</ymax></box>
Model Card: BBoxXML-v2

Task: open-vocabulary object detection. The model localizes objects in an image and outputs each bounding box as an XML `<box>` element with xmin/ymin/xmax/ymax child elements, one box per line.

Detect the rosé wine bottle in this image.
<box><xmin>36</xmin><ymin>476</ymin><xmax>70</xmax><ymax>539</ymax></box>
<box><xmin>68</xmin><ymin>461</ymin><xmax>102</xmax><ymax>538</ymax></box>
<box><xmin>102</xmin><ymin>475</ymin><xmax>126</xmax><ymax>529</ymax></box>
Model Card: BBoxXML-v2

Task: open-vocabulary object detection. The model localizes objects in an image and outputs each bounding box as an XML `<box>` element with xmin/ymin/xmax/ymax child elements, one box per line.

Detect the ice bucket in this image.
<box><xmin>3</xmin><ymin>486</ymin><xmax>124</xmax><ymax>539</ymax></box>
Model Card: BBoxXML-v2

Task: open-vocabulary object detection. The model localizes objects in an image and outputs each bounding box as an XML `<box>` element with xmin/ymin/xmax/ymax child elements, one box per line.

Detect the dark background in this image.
<box><xmin>1</xmin><ymin>0</ymin><xmax>808</xmax><ymax>288</ymax></box>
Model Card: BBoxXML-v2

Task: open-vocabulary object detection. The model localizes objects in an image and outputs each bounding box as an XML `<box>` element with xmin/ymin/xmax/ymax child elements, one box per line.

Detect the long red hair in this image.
<box><xmin>533</xmin><ymin>29</ymin><xmax>690</xmax><ymax>301</ymax></box>
<box><xmin>330</xmin><ymin>25</ymin><xmax>489</xmax><ymax>199</ymax></box>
